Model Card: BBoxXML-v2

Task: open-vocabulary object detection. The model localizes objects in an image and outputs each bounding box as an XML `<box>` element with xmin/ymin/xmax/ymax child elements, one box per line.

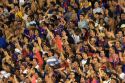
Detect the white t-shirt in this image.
<box><xmin>22</xmin><ymin>14</ymin><xmax>28</xmax><ymax>21</ymax></box>
<box><xmin>103</xmin><ymin>79</ymin><xmax>111</xmax><ymax>83</ymax></box>
<box><xmin>19</xmin><ymin>0</ymin><xmax>25</xmax><ymax>6</ymax></box>
<box><xmin>0</xmin><ymin>71</ymin><xmax>11</xmax><ymax>78</ymax></box>
<box><xmin>72</xmin><ymin>34</ymin><xmax>80</xmax><ymax>44</ymax></box>
<box><xmin>81</xmin><ymin>59</ymin><xmax>87</xmax><ymax>66</ymax></box>
<box><xmin>93</xmin><ymin>7</ymin><xmax>103</xmax><ymax>14</ymax></box>
<box><xmin>119</xmin><ymin>73</ymin><xmax>125</xmax><ymax>80</ymax></box>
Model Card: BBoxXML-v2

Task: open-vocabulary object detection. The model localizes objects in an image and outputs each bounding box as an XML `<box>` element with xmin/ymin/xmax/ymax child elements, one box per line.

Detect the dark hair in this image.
<box><xmin>80</xmin><ymin>13</ymin><xmax>85</xmax><ymax>17</ymax></box>
<box><xmin>113</xmin><ymin>0</ymin><xmax>118</xmax><ymax>3</ymax></box>
<box><xmin>0</xmin><ymin>30</ymin><xmax>3</xmax><ymax>37</ymax></box>
<box><xmin>49</xmin><ymin>49</ymin><xmax>55</xmax><ymax>56</ymax></box>
<box><xmin>89</xmin><ymin>21</ymin><xmax>95</xmax><ymax>26</ymax></box>
<box><xmin>8</xmin><ymin>81</ymin><xmax>13</xmax><ymax>83</ymax></box>
<box><xmin>111</xmin><ymin>78</ymin><xmax>120</xmax><ymax>83</ymax></box>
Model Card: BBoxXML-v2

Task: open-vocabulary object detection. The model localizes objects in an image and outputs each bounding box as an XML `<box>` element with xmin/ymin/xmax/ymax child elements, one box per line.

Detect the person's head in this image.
<box><xmin>27</xmin><ymin>8</ymin><xmax>32</xmax><ymax>15</ymax></box>
<box><xmin>24</xmin><ymin>37</ymin><xmax>29</xmax><ymax>43</ymax></box>
<box><xmin>0</xmin><ymin>6</ymin><xmax>3</xmax><ymax>14</ymax></box>
<box><xmin>100</xmin><ymin>51</ymin><xmax>105</xmax><ymax>57</ymax></box>
<box><xmin>33</xmin><ymin>41</ymin><xmax>38</xmax><ymax>47</ymax></box>
<box><xmin>92</xmin><ymin>57</ymin><xmax>98</xmax><ymax>64</ymax></box>
<box><xmin>14</xmin><ymin>5</ymin><xmax>19</xmax><ymax>12</ymax></box>
<box><xmin>82</xmin><ymin>53</ymin><xmax>88</xmax><ymax>59</ymax></box>
<box><xmin>58</xmin><ymin>79</ymin><xmax>64</xmax><ymax>83</ymax></box>
<box><xmin>111</xmin><ymin>78</ymin><xmax>119</xmax><ymax>83</ymax></box>
<box><xmin>70</xmin><ymin>0</ymin><xmax>75</xmax><ymax>4</ymax></box>
<box><xmin>91</xmin><ymin>71</ymin><xmax>97</xmax><ymax>78</ymax></box>
<box><xmin>90</xmin><ymin>37</ymin><xmax>96</xmax><ymax>45</ymax></box>
<box><xmin>109</xmin><ymin>47</ymin><xmax>115</xmax><ymax>54</ymax></box>
<box><xmin>55</xmin><ymin>34</ymin><xmax>60</xmax><ymax>39</ymax></box>
<box><xmin>69</xmin><ymin>72</ymin><xmax>75</xmax><ymax>79</ymax></box>
<box><xmin>89</xmin><ymin>21</ymin><xmax>95</xmax><ymax>29</ymax></box>
<box><xmin>37</xmin><ymin>78</ymin><xmax>42</xmax><ymax>83</ymax></box>
<box><xmin>15</xmin><ymin>70</ymin><xmax>20</xmax><ymax>76</ymax></box>
<box><xmin>94</xmin><ymin>2</ymin><xmax>99</xmax><ymax>8</ymax></box>
<box><xmin>112</xmin><ymin>0</ymin><xmax>118</xmax><ymax>6</ymax></box>
<box><xmin>65</xmin><ymin>67</ymin><xmax>71</xmax><ymax>74</ymax></box>
<box><xmin>117</xmin><ymin>66</ymin><xmax>122</xmax><ymax>73</ymax></box>
<box><xmin>99</xmin><ymin>18</ymin><xmax>104</xmax><ymax>25</ymax></box>
<box><xmin>121</xmin><ymin>12</ymin><xmax>125</xmax><ymax>20</ymax></box>
<box><xmin>20</xmin><ymin>74</ymin><xmax>25</xmax><ymax>81</ymax></box>
<box><xmin>67</xmin><ymin>6</ymin><xmax>72</xmax><ymax>12</ymax></box>
<box><xmin>32</xmin><ymin>58</ymin><xmax>38</xmax><ymax>66</ymax></box>
<box><xmin>29</xmin><ymin>29</ymin><xmax>34</xmax><ymax>35</ymax></box>
<box><xmin>109</xmin><ymin>17</ymin><xmax>114</xmax><ymax>26</ymax></box>
<box><xmin>88</xmin><ymin>63</ymin><xmax>94</xmax><ymax>70</ymax></box>
<box><xmin>77</xmin><ymin>53</ymin><xmax>82</xmax><ymax>60</ymax></box>
<box><xmin>20</xmin><ymin>64</ymin><xmax>26</xmax><ymax>71</ymax></box>
<box><xmin>94</xmin><ymin>13</ymin><xmax>100</xmax><ymax>19</ymax></box>
<box><xmin>69</xmin><ymin>21</ymin><xmax>76</xmax><ymax>29</ymax></box>
<box><xmin>65</xmin><ymin>45</ymin><xmax>71</xmax><ymax>53</ymax></box>
<box><xmin>39</xmin><ymin>13</ymin><xmax>43</xmax><ymax>20</ymax></box>
<box><xmin>84</xmin><ymin>64</ymin><xmax>89</xmax><ymax>70</ymax></box>
<box><xmin>80</xmin><ymin>76</ymin><xmax>85</xmax><ymax>83</ymax></box>
<box><xmin>90</xmin><ymin>29</ymin><xmax>96</xmax><ymax>37</ymax></box>
<box><xmin>34</xmin><ymin>14</ymin><xmax>38</xmax><ymax>20</ymax></box>
<box><xmin>24</xmin><ymin>77</ymin><xmax>31</xmax><ymax>83</ymax></box>
<box><xmin>72</xmin><ymin>61</ymin><xmax>79</xmax><ymax>68</ymax></box>
<box><xmin>104</xmin><ymin>72</ymin><xmax>111</xmax><ymax>80</ymax></box>
<box><xmin>117</xmin><ymin>30</ymin><xmax>123</xmax><ymax>38</ymax></box>
<box><xmin>79</xmin><ymin>14</ymin><xmax>85</xmax><ymax>20</ymax></box>
<box><xmin>13</xmin><ymin>20</ymin><xmax>18</xmax><ymax>26</ymax></box>
<box><xmin>108</xmin><ymin>0</ymin><xmax>112</xmax><ymax>5</ymax></box>
<box><xmin>82</xmin><ymin>28</ymin><xmax>88</xmax><ymax>37</ymax></box>
<box><xmin>43</xmin><ymin>44</ymin><xmax>48</xmax><ymax>51</ymax></box>
<box><xmin>25</xmin><ymin>57</ymin><xmax>30</xmax><ymax>62</ymax></box>
<box><xmin>35</xmin><ymin>30</ymin><xmax>39</xmax><ymax>36</ymax></box>
<box><xmin>122</xmin><ymin>36</ymin><xmax>125</xmax><ymax>43</ymax></box>
<box><xmin>27</xmin><ymin>16</ymin><xmax>32</xmax><ymax>22</ymax></box>
<box><xmin>62</xmin><ymin>30</ymin><xmax>66</xmax><ymax>37</ymax></box>
<box><xmin>14</xmin><ymin>29</ymin><xmax>20</xmax><ymax>35</ymax></box>
<box><xmin>105</xmin><ymin>9</ymin><xmax>109</xmax><ymax>16</ymax></box>
<box><xmin>48</xmin><ymin>49</ymin><xmax>54</xmax><ymax>57</ymax></box>
<box><xmin>98</xmin><ymin>35</ymin><xmax>104</xmax><ymax>41</ymax></box>
<box><xmin>115</xmin><ymin>41</ymin><xmax>121</xmax><ymax>48</ymax></box>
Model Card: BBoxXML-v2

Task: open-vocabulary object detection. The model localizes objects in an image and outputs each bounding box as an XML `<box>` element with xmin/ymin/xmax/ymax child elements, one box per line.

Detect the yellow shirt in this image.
<box><xmin>80</xmin><ymin>2</ymin><xmax>91</xmax><ymax>8</ymax></box>
<box><xmin>15</xmin><ymin>11</ymin><xmax>23</xmax><ymax>18</ymax></box>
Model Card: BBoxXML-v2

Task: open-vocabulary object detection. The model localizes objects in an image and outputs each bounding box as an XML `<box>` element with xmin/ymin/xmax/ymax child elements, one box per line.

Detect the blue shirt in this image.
<box><xmin>78</xmin><ymin>20</ymin><xmax>88</xmax><ymax>29</ymax></box>
<box><xmin>0</xmin><ymin>37</ymin><xmax>7</xmax><ymax>48</ymax></box>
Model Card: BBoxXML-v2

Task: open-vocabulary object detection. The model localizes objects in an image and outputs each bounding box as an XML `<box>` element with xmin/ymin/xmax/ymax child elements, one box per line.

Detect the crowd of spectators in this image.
<box><xmin>0</xmin><ymin>0</ymin><xmax>125</xmax><ymax>83</ymax></box>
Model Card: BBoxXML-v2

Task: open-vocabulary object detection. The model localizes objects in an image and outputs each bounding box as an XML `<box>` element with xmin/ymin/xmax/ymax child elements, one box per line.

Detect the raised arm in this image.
<box><xmin>87</xmin><ymin>38</ymin><xmax>97</xmax><ymax>51</ymax></box>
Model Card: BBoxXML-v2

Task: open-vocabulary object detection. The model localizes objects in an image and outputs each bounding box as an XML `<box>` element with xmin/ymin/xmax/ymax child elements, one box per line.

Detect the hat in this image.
<box><xmin>120</xmin><ymin>24</ymin><xmax>125</xmax><ymax>28</ymax></box>
<box><xmin>15</xmin><ymin>48</ymin><xmax>21</xmax><ymax>54</ymax></box>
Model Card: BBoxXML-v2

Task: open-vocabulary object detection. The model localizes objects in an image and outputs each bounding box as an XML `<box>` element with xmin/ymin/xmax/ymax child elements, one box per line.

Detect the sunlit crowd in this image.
<box><xmin>0</xmin><ymin>0</ymin><xmax>125</xmax><ymax>83</ymax></box>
